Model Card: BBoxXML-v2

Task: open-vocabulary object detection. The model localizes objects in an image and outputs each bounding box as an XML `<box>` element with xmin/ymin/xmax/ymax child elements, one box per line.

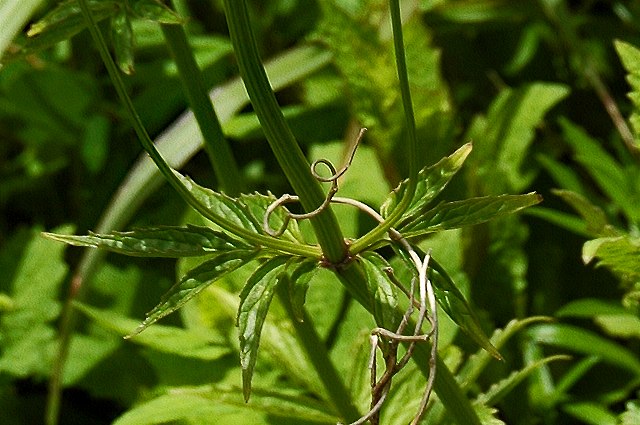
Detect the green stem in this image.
<box><xmin>76</xmin><ymin>0</ymin><xmax>318</xmax><ymax>258</ymax></box>
<box><xmin>222</xmin><ymin>0</ymin><xmax>348</xmax><ymax>263</ymax></box>
<box><xmin>161</xmin><ymin>23</ymin><xmax>244</xmax><ymax>195</ymax></box>
<box><xmin>336</xmin><ymin>264</ymin><xmax>482</xmax><ymax>425</ymax></box>
<box><xmin>349</xmin><ymin>0</ymin><xmax>419</xmax><ymax>255</ymax></box>
<box><xmin>277</xmin><ymin>285</ymin><xmax>361</xmax><ymax>422</ymax></box>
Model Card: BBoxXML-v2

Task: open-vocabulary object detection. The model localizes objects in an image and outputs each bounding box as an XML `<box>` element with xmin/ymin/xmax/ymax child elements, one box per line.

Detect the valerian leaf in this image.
<box><xmin>427</xmin><ymin>256</ymin><xmax>502</xmax><ymax>359</ymax></box>
<box><xmin>582</xmin><ymin>236</ymin><xmax>640</xmax><ymax>280</ymax></box>
<box><xmin>237</xmin><ymin>256</ymin><xmax>290</xmax><ymax>402</ymax></box>
<box><xmin>553</xmin><ymin>189</ymin><xmax>618</xmax><ymax>237</ymax></box>
<box><xmin>42</xmin><ymin>224</ymin><xmax>248</xmax><ymax>257</ymax></box>
<box><xmin>615</xmin><ymin>40</ymin><xmax>640</xmax><ymax>145</ymax></box>
<box><xmin>128</xmin><ymin>249</ymin><xmax>259</xmax><ymax>337</ymax></box>
<box><xmin>381</xmin><ymin>144</ymin><xmax>472</xmax><ymax>223</ymax></box>
<box><xmin>129</xmin><ymin>0</ymin><xmax>185</xmax><ymax>24</ymax></box>
<box><xmin>358</xmin><ymin>252</ymin><xmax>400</xmax><ymax>330</ymax></box>
<box><xmin>239</xmin><ymin>192</ymin><xmax>305</xmax><ymax>243</ymax></box>
<box><xmin>111</xmin><ymin>8</ymin><xmax>135</xmax><ymax>75</ymax></box>
<box><xmin>286</xmin><ymin>258</ymin><xmax>319</xmax><ymax>322</ymax></box>
<box><xmin>400</xmin><ymin>193</ymin><xmax>542</xmax><ymax>238</ymax></box>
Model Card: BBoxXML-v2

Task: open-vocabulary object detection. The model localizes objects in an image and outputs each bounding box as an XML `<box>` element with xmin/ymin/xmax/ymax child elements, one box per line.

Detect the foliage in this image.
<box><xmin>1</xmin><ymin>1</ymin><xmax>640</xmax><ymax>425</ymax></box>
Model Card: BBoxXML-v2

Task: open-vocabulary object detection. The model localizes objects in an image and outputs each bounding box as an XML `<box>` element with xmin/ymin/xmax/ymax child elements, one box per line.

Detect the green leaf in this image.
<box><xmin>559</xmin><ymin>118</ymin><xmax>640</xmax><ymax>222</ymax></box>
<box><xmin>237</xmin><ymin>256</ymin><xmax>290</xmax><ymax>402</ymax></box>
<box><xmin>582</xmin><ymin>236</ymin><xmax>640</xmax><ymax>280</ymax></box>
<box><xmin>614</xmin><ymin>40</ymin><xmax>640</xmax><ymax>146</ymax></box>
<box><xmin>552</xmin><ymin>189</ymin><xmax>617</xmax><ymax>237</ymax></box>
<box><xmin>472</xmin><ymin>403</ymin><xmax>506</xmax><ymax>425</ymax></box>
<box><xmin>401</xmin><ymin>193</ymin><xmax>542</xmax><ymax>238</ymax></box>
<box><xmin>428</xmin><ymin>257</ymin><xmax>502</xmax><ymax>360</ymax></box>
<box><xmin>238</xmin><ymin>192</ymin><xmax>305</xmax><ymax>243</ymax></box>
<box><xmin>43</xmin><ymin>224</ymin><xmax>248</xmax><ymax>257</ymax></box>
<box><xmin>358</xmin><ymin>252</ymin><xmax>399</xmax><ymax>329</ymax></box>
<box><xmin>620</xmin><ymin>400</ymin><xmax>640</xmax><ymax>425</ymax></box>
<box><xmin>287</xmin><ymin>258</ymin><xmax>319</xmax><ymax>323</ymax></box>
<box><xmin>7</xmin><ymin>0</ymin><xmax>118</xmax><ymax>59</ymax></box>
<box><xmin>528</xmin><ymin>323</ymin><xmax>640</xmax><ymax>375</ymax></box>
<box><xmin>74</xmin><ymin>303</ymin><xmax>231</xmax><ymax>360</ymax></box>
<box><xmin>111</xmin><ymin>8</ymin><xmax>134</xmax><ymax>75</ymax></box>
<box><xmin>129</xmin><ymin>249</ymin><xmax>259</xmax><ymax>337</ymax></box>
<box><xmin>381</xmin><ymin>143</ymin><xmax>472</xmax><ymax>221</ymax></box>
<box><xmin>129</xmin><ymin>0</ymin><xmax>184</xmax><ymax>24</ymax></box>
<box><xmin>563</xmin><ymin>402</ymin><xmax>618</xmax><ymax>425</ymax></box>
<box><xmin>476</xmin><ymin>355</ymin><xmax>569</xmax><ymax>406</ymax></box>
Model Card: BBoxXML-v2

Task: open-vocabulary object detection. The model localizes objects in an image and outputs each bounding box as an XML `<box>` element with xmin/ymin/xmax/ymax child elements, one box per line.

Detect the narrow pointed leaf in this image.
<box><xmin>287</xmin><ymin>258</ymin><xmax>319</xmax><ymax>322</ymax></box>
<box><xmin>401</xmin><ymin>193</ymin><xmax>542</xmax><ymax>238</ymax></box>
<box><xmin>111</xmin><ymin>8</ymin><xmax>134</xmax><ymax>75</ymax></box>
<box><xmin>358</xmin><ymin>252</ymin><xmax>400</xmax><ymax>329</ymax></box>
<box><xmin>42</xmin><ymin>224</ymin><xmax>247</xmax><ymax>257</ymax></box>
<box><xmin>381</xmin><ymin>143</ymin><xmax>472</xmax><ymax>222</ymax></box>
<box><xmin>528</xmin><ymin>323</ymin><xmax>640</xmax><ymax>375</ymax></box>
<box><xmin>428</xmin><ymin>256</ymin><xmax>502</xmax><ymax>359</ymax></box>
<box><xmin>476</xmin><ymin>355</ymin><xmax>570</xmax><ymax>405</ymax></box>
<box><xmin>553</xmin><ymin>189</ymin><xmax>618</xmax><ymax>238</ymax></box>
<box><xmin>239</xmin><ymin>192</ymin><xmax>305</xmax><ymax>243</ymax></box>
<box><xmin>130</xmin><ymin>0</ymin><xmax>184</xmax><ymax>24</ymax></box>
<box><xmin>237</xmin><ymin>256</ymin><xmax>290</xmax><ymax>402</ymax></box>
<box><xmin>128</xmin><ymin>249</ymin><xmax>259</xmax><ymax>337</ymax></box>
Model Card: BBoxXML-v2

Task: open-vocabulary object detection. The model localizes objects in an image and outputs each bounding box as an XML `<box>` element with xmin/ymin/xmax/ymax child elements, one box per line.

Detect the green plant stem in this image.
<box><xmin>222</xmin><ymin>0</ymin><xmax>347</xmax><ymax>264</ymax></box>
<box><xmin>161</xmin><ymin>23</ymin><xmax>244</xmax><ymax>195</ymax></box>
<box><xmin>349</xmin><ymin>0</ymin><xmax>419</xmax><ymax>254</ymax></box>
<box><xmin>76</xmin><ymin>0</ymin><xmax>318</xmax><ymax>258</ymax></box>
<box><xmin>276</xmin><ymin>285</ymin><xmax>361</xmax><ymax>422</ymax></box>
<box><xmin>336</xmin><ymin>264</ymin><xmax>482</xmax><ymax>425</ymax></box>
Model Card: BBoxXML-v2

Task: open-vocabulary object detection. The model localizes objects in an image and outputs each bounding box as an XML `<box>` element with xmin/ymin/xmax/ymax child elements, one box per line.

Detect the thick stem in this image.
<box><xmin>276</xmin><ymin>285</ymin><xmax>361</xmax><ymax>422</ymax></box>
<box><xmin>222</xmin><ymin>0</ymin><xmax>348</xmax><ymax>263</ymax></box>
<box><xmin>161</xmin><ymin>23</ymin><xmax>244</xmax><ymax>195</ymax></box>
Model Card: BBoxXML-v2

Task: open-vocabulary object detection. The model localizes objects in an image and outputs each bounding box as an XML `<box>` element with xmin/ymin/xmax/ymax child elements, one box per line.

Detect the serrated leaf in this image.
<box><xmin>381</xmin><ymin>143</ymin><xmax>472</xmax><ymax>221</ymax></box>
<box><xmin>428</xmin><ymin>257</ymin><xmax>502</xmax><ymax>360</ymax></box>
<box><xmin>43</xmin><ymin>224</ymin><xmax>247</xmax><ymax>257</ymax></box>
<box><xmin>238</xmin><ymin>256</ymin><xmax>290</xmax><ymax>402</ymax></box>
<box><xmin>177</xmin><ymin>173</ymin><xmax>262</xmax><ymax>233</ymax></box>
<box><xmin>7</xmin><ymin>0</ymin><xmax>118</xmax><ymax>60</ymax></box>
<box><xmin>528</xmin><ymin>323</ymin><xmax>640</xmax><ymax>375</ymax></box>
<box><xmin>476</xmin><ymin>354</ymin><xmax>569</xmax><ymax>406</ymax></box>
<box><xmin>130</xmin><ymin>0</ymin><xmax>184</xmax><ymax>24</ymax></box>
<box><xmin>238</xmin><ymin>192</ymin><xmax>305</xmax><ymax>243</ymax></box>
<box><xmin>582</xmin><ymin>236</ymin><xmax>640</xmax><ymax>280</ymax></box>
<box><xmin>552</xmin><ymin>189</ymin><xmax>617</xmax><ymax>237</ymax></box>
<box><xmin>401</xmin><ymin>193</ymin><xmax>542</xmax><ymax>238</ymax></box>
<box><xmin>358</xmin><ymin>252</ymin><xmax>399</xmax><ymax>329</ymax></box>
<box><xmin>111</xmin><ymin>8</ymin><xmax>135</xmax><ymax>75</ymax></box>
<box><xmin>129</xmin><ymin>249</ymin><xmax>259</xmax><ymax>337</ymax></box>
<box><xmin>74</xmin><ymin>302</ymin><xmax>231</xmax><ymax>360</ymax></box>
<box><xmin>559</xmin><ymin>118</ymin><xmax>640</xmax><ymax>223</ymax></box>
<box><xmin>472</xmin><ymin>403</ymin><xmax>506</xmax><ymax>425</ymax></box>
<box><xmin>615</xmin><ymin>40</ymin><xmax>640</xmax><ymax>146</ymax></box>
<box><xmin>287</xmin><ymin>258</ymin><xmax>319</xmax><ymax>322</ymax></box>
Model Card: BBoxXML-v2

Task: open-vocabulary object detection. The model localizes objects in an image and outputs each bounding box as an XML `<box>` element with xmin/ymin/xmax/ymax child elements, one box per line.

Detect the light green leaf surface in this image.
<box><xmin>528</xmin><ymin>323</ymin><xmax>640</xmax><ymax>375</ymax></box>
<box><xmin>129</xmin><ymin>249</ymin><xmax>259</xmax><ymax>337</ymax></box>
<box><xmin>130</xmin><ymin>0</ymin><xmax>184</xmax><ymax>24</ymax></box>
<box><xmin>552</xmin><ymin>189</ymin><xmax>617</xmax><ymax>237</ymax></box>
<box><xmin>582</xmin><ymin>236</ymin><xmax>640</xmax><ymax>280</ymax></box>
<box><xmin>287</xmin><ymin>257</ymin><xmax>319</xmax><ymax>323</ymax></box>
<box><xmin>563</xmin><ymin>402</ymin><xmax>618</xmax><ymax>425</ymax></box>
<box><xmin>238</xmin><ymin>256</ymin><xmax>290</xmax><ymax>401</ymax></box>
<box><xmin>401</xmin><ymin>193</ymin><xmax>542</xmax><ymax>237</ymax></box>
<box><xmin>620</xmin><ymin>400</ymin><xmax>640</xmax><ymax>425</ymax></box>
<box><xmin>43</xmin><ymin>224</ymin><xmax>247</xmax><ymax>257</ymax></box>
<box><xmin>381</xmin><ymin>143</ymin><xmax>472</xmax><ymax>222</ymax></box>
<box><xmin>238</xmin><ymin>192</ymin><xmax>305</xmax><ymax>243</ymax></box>
<box><xmin>74</xmin><ymin>302</ymin><xmax>231</xmax><ymax>360</ymax></box>
<box><xmin>615</xmin><ymin>40</ymin><xmax>640</xmax><ymax>146</ymax></box>
<box><xmin>358</xmin><ymin>252</ymin><xmax>399</xmax><ymax>329</ymax></box>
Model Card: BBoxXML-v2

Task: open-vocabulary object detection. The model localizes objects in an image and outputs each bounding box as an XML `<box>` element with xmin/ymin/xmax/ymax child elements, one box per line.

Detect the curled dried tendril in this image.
<box><xmin>262</xmin><ymin>128</ymin><xmax>438</xmax><ymax>424</ymax></box>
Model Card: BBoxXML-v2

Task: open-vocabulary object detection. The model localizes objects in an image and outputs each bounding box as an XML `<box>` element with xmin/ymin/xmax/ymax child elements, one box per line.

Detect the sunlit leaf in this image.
<box><xmin>620</xmin><ymin>400</ymin><xmax>640</xmax><ymax>425</ymax></box>
<box><xmin>428</xmin><ymin>256</ymin><xmax>502</xmax><ymax>359</ymax></box>
<box><xmin>111</xmin><ymin>8</ymin><xmax>134</xmax><ymax>75</ymax></box>
<box><xmin>472</xmin><ymin>403</ymin><xmax>506</xmax><ymax>425</ymax></box>
<box><xmin>286</xmin><ymin>257</ymin><xmax>319</xmax><ymax>323</ymax></box>
<box><xmin>129</xmin><ymin>0</ymin><xmax>184</xmax><ymax>24</ymax></box>
<box><xmin>129</xmin><ymin>249</ymin><xmax>259</xmax><ymax>337</ymax></box>
<box><xmin>528</xmin><ymin>323</ymin><xmax>640</xmax><ymax>375</ymax></box>
<box><xmin>358</xmin><ymin>252</ymin><xmax>399</xmax><ymax>329</ymax></box>
<box><xmin>582</xmin><ymin>236</ymin><xmax>640</xmax><ymax>280</ymax></box>
<box><xmin>614</xmin><ymin>40</ymin><xmax>640</xmax><ymax>146</ymax></box>
<box><xmin>563</xmin><ymin>402</ymin><xmax>618</xmax><ymax>425</ymax></box>
<box><xmin>74</xmin><ymin>302</ymin><xmax>231</xmax><ymax>360</ymax></box>
<box><xmin>237</xmin><ymin>256</ymin><xmax>290</xmax><ymax>402</ymax></box>
<box><xmin>43</xmin><ymin>224</ymin><xmax>248</xmax><ymax>257</ymax></box>
<box><xmin>401</xmin><ymin>193</ymin><xmax>542</xmax><ymax>238</ymax></box>
<box><xmin>381</xmin><ymin>143</ymin><xmax>472</xmax><ymax>222</ymax></box>
<box><xmin>476</xmin><ymin>355</ymin><xmax>569</xmax><ymax>405</ymax></box>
